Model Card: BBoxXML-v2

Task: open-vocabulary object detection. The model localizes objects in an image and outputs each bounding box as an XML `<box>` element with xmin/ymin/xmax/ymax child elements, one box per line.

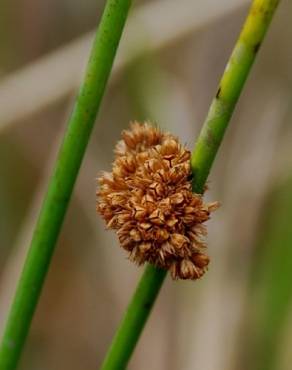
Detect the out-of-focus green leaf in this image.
<box><xmin>242</xmin><ymin>176</ymin><xmax>292</xmax><ymax>370</ymax></box>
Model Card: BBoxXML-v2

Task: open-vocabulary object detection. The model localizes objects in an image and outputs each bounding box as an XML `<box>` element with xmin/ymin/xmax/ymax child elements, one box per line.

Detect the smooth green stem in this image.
<box><xmin>100</xmin><ymin>265</ymin><xmax>166</xmax><ymax>370</ymax></box>
<box><xmin>100</xmin><ymin>0</ymin><xmax>280</xmax><ymax>369</ymax></box>
<box><xmin>191</xmin><ymin>0</ymin><xmax>279</xmax><ymax>193</ymax></box>
<box><xmin>0</xmin><ymin>1</ymin><xmax>132</xmax><ymax>369</ymax></box>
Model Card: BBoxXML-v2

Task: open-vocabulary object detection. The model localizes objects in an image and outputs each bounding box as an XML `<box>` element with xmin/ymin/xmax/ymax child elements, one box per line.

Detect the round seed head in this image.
<box><xmin>97</xmin><ymin>122</ymin><xmax>219</xmax><ymax>280</ymax></box>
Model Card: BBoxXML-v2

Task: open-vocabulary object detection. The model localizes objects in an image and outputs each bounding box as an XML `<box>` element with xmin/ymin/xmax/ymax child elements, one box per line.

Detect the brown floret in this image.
<box><xmin>97</xmin><ymin>122</ymin><xmax>219</xmax><ymax>280</ymax></box>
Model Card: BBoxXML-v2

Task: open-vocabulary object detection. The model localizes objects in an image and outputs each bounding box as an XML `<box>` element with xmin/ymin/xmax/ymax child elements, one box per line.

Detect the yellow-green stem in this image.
<box><xmin>191</xmin><ymin>0</ymin><xmax>279</xmax><ymax>193</ymax></box>
<box><xmin>100</xmin><ymin>1</ymin><xmax>280</xmax><ymax>369</ymax></box>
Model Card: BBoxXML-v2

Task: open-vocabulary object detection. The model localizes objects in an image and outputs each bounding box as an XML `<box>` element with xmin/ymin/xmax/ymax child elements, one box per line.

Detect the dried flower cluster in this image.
<box><xmin>97</xmin><ymin>122</ymin><xmax>218</xmax><ymax>280</ymax></box>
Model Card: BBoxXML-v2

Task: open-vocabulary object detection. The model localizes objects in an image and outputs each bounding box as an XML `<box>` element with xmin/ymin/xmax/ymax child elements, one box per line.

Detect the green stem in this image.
<box><xmin>101</xmin><ymin>265</ymin><xmax>166</xmax><ymax>370</ymax></box>
<box><xmin>0</xmin><ymin>1</ymin><xmax>132</xmax><ymax>369</ymax></box>
<box><xmin>100</xmin><ymin>0</ymin><xmax>280</xmax><ymax>368</ymax></box>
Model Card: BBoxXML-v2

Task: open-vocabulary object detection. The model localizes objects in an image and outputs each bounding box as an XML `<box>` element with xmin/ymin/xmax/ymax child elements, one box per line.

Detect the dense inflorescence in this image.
<box><xmin>97</xmin><ymin>122</ymin><xmax>218</xmax><ymax>279</ymax></box>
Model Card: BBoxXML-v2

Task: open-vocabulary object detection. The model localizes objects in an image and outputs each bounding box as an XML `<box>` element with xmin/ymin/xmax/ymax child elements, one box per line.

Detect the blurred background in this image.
<box><xmin>0</xmin><ymin>0</ymin><xmax>292</xmax><ymax>369</ymax></box>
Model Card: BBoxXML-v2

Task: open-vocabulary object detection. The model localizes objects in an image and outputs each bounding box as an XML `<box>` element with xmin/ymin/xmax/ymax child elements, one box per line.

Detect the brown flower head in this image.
<box><xmin>97</xmin><ymin>122</ymin><xmax>219</xmax><ymax>280</ymax></box>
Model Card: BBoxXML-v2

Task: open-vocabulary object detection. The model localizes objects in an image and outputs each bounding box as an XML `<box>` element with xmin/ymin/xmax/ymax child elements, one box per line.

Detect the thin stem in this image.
<box><xmin>100</xmin><ymin>0</ymin><xmax>280</xmax><ymax>369</ymax></box>
<box><xmin>0</xmin><ymin>1</ymin><xmax>132</xmax><ymax>369</ymax></box>
<box><xmin>191</xmin><ymin>0</ymin><xmax>280</xmax><ymax>193</ymax></box>
<box><xmin>101</xmin><ymin>265</ymin><xmax>167</xmax><ymax>370</ymax></box>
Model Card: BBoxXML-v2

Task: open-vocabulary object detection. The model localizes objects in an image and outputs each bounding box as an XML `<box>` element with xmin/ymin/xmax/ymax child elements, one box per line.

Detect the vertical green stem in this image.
<box><xmin>0</xmin><ymin>1</ymin><xmax>132</xmax><ymax>369</ymax></box>
<box><xmin>100</xmin><ymin>0</ymin><xmax>280</xmax><ymax>369</ymax></box>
